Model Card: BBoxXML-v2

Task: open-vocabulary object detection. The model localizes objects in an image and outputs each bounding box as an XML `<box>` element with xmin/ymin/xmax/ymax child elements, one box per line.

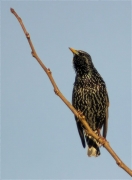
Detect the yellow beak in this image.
<box><xmin>69</xmin><ymin>47</ymin><xmax>79</xmax><ymax>55</ymax></box>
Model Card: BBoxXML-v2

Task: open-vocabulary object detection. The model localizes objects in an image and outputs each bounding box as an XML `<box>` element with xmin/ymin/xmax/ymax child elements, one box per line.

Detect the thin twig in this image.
<box><xmin>10</xmin><ymin>8</ymin><xmax>132</xmax><ymax>177</ymax></box>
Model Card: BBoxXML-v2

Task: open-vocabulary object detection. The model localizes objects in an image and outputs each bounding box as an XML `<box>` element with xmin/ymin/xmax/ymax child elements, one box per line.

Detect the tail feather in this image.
<box><xmin>85</xmin><ymin>131</ymin><xmax>101</xmax><ymax>157</ymax></box>
<box><xmin>87</xmin><ymin>146</ymin><xmax>100</xmax><ymax>157</ymax></box>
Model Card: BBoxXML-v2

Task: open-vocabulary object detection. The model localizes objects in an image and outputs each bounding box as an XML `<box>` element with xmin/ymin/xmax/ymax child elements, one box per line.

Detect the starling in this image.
<box><xmin>69</xmin><ymin>47</ymin><xmax>109</xmax><ymax>157</ymax></box>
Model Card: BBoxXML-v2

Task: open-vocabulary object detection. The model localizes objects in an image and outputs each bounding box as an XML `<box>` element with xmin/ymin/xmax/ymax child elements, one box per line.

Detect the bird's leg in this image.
<box><xmin>77</xmin><ymin>110</ymin><xmax>83</xmax><ymax>118</ymax></box>
<box><xmin>96</xmin><ymin>128</ymin><xmax>107</xmax><ymax>146</ymax></box>
<box><xmin>76</xmin><ymin>110</ymin><xmax>85</xmax><ymax>123</ymax></box>
<box><xmin>97</xmin><ymin>128</ymin><xmax>101</xmax><ymax>137</ymax></box>
<box><xmin>98</xmin><ymin>137</ymin><xmax>106</xmax><ymax>146</ymax></box>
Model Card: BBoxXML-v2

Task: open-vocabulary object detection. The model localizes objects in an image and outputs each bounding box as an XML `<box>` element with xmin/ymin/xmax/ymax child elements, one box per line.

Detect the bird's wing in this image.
<box><xmin>103</xmin><ymin>90</ymin><xmax>109</xmax><ymax>138</ymax></box>
<box><xmin>72</xmin><ymin>86</ymin><xmax>86</xmax><ymax>148</ymax></box>
<box><xmin>75</xmin><ymin>117</ymin><xmax>86</xmax><ymax>148</ymax></box>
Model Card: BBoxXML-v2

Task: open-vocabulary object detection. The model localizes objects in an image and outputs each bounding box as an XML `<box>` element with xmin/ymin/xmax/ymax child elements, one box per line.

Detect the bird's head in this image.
<box><xmin>69</xmin><ymin>47</ymin><xmax>94</xmax><ymax>75</ymax></box>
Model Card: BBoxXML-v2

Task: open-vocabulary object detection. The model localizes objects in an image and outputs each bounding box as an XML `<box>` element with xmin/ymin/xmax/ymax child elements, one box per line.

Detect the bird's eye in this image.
<box><xmin>79</xmin><ymin>52</ymin><xmax>83</xmax><ymax>56</ymax></box>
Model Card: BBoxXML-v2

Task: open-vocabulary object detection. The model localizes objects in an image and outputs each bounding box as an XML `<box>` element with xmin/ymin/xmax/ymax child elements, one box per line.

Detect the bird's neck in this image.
<box><xmin>76</xmin><ymin>67</ymin><xmax>97</xmax><ymax>78</ymax></box>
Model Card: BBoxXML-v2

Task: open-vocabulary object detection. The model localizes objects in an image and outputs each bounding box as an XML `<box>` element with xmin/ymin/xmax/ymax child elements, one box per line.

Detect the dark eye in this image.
<box><xmin>79</xmin><ymin>52</ymin><xmax>83</xmax><ymax>56</ymax></box>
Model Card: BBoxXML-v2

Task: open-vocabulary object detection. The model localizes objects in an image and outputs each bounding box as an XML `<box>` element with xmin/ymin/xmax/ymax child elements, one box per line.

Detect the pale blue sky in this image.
<box><xmin>1</xmin><ymin>1</ymin><xmax>131</xmax><ymax>179</ymax></box>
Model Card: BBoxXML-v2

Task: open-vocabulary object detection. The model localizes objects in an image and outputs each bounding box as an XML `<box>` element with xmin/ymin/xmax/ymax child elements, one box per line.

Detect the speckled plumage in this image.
<box><xmin>70</xmin><ymin>48</ymin><xmax>109</xmax><ymax>157</ymax></box>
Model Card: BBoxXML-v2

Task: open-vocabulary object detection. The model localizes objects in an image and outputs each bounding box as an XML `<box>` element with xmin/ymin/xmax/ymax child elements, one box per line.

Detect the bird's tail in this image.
<box><xmin>85</xmin><ymin>131</ymin><xmax>101</xmax><ymax>157</ymax></box>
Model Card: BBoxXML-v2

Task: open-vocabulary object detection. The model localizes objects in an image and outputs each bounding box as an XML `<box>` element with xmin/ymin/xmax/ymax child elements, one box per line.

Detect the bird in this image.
<box><xmin>69</xmin><ymin>47</ymin><xmax>109</xmax><ymax>157</ymax></box>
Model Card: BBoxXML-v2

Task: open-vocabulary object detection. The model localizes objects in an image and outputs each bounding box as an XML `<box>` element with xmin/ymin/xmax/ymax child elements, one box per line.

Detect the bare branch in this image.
<box><xmin>10</xmin><ymin>8</ymin><xmax>132</xmax><ymax>177</ymax></box>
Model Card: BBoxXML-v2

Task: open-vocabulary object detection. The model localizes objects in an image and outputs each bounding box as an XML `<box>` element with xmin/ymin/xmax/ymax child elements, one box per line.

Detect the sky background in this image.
<box><xmin>1</xmin><ymin>1</ymin><xmax>131</xmax><ymax>179</ymax></box>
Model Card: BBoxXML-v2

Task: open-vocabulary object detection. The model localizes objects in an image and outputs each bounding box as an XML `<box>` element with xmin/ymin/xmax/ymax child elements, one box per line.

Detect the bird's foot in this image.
<box><xmin>98</xmin><ymin>136</ymin><xmax>108</xmax><ymax>146</ymax></box>
<box><xmin>97</xmin><ymin>128</ymin><xmax>101</xmax><ymax>137</ymax></box>
<box><xmin>96</xmin><ymin>128</ymin><xmax>108</xmax><ymax>146</ymax></box>
<box><xmin>77</xmin><ymin>110</ymin><xmax>84</xmax><ymax>118</ymax></box>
